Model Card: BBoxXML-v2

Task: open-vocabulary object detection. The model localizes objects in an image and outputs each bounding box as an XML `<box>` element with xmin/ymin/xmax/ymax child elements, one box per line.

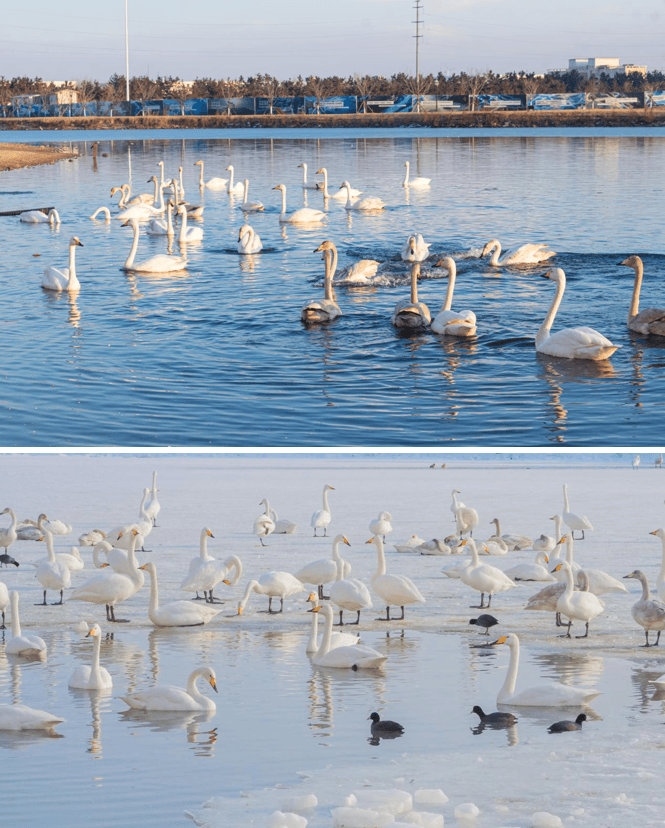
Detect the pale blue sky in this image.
<box><xmin>2</xmin><ymin>0</ymin><xmax>664</xmax><ymax>83</ymax></box>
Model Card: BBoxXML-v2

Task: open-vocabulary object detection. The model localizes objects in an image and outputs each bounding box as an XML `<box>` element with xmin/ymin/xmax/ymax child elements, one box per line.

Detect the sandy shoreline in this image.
<box><xmin>0</xmin><ymin>142</ymin><xmax>78</xmax><ymax>172</ymax></box>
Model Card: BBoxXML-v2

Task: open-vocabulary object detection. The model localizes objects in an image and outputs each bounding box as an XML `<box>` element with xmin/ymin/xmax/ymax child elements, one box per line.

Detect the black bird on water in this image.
<box><xmin>548</xmin><ymin>713</ymin><xmax>586</xmax><ymax>733</ymax></box>
<box><xmin>471</xmin><ymin>706</ymin><xmax>517</xmax><ymax>726</ymax></box>
<box><xmin>368</xmin><ymin>712</ymin><xmax>404</xmax><ymax>738</ymax></box>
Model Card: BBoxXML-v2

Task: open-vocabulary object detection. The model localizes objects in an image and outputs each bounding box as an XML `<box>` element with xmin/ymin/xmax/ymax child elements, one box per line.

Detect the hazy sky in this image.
<box><xmin>3</xmin><ymin>0</ymin><xmax>664</xmax><ymax>82</ymax></box>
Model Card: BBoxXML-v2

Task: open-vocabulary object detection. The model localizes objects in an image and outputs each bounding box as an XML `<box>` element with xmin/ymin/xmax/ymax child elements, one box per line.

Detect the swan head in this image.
<box><xmin>618</xmin><ymin>255</ymin><xmax>641</xmax><ymax>269</ymax></box>
<box><xmin>433</xmin><ymin>257</ymin><xmax>455</xmax><ymax>276</ymax></box>
<box><xmin>324</xmin><ymin>485</ymin><xmax>335</xmax><ymax>492</ymax></box>
<box><xmin>139</xmin><ymin>562</ymin><xmax>157</xmax><ymax>575</ymax></box>
<box><xmin>623</xmin><ymin>569</ymin><xmax>646</xmax><ymax>583</ymax></box>
<box><xmin>226</xmin><ymin>165</ymin><xmax>234</xmax><ymax>172</ymax></box>
<box><xmin>147</xmin><ymin>175</ymin><xmax>158</xmax><ymax>183</ymax></box>
<box><xmin>86</xmin><ymin>624</ymin><xmax>102</xmax><ymax>638</ymax></box>
<box><xmin>314</xmin><ymin>240</ymin><xmax>336</xmax><ymax>255</ymax></box>
<box><xmin>199</xmin><ymin>667</ymin><xmax>218</xmax><ymax>693</ymax></box>
<box><xmin>203</xmin><ymin>527</ymin><xmax>214</xmax><ymax>539</ymax></box>
<box><xmin>481</xmin><ymin>240</ymin><xmax>499</xmax><ymax>257</ymax></box>
<box><xmin>307</xmin><ymin>605</ymin><xmax>321</xmax><ymax>613</ymax></box>
<box><xmin>194</xmin><ymin>160</ymin><xmax>202</xmax><ymax>166</ymax></box>
<box><xmin>316</xmin><ymin>168</ymin><xmax>325</xmax><ymax>174</ymax></box>
<box><xmin>272</xmin><ymin>184</ymin><xmax>286</xmax><ymax>192</ymax></box>
<box><xmin>650</xmin><ymin>529</ymin><xmax>665</xmax><ymax>540</ymax></box>
<box><xmin>542</xmin><ymin>268</ymin><xmax>565</xmax><ymax>285</ymax></box>
<box><xmin>551</xmin><ymin>562</ymin><xmax>565</xmax><ymax>574</ymax></box>
<box><xmin>339</xmin><ymin>180</ymin><xmax>351</xmax><ymax>190</ymax></box>
<box><xmin>69</xmin><ymin>237</ymin><xmax>84</xmax><ymax>248</ymax></box>
<box><xmin>487</xmin><ymin>634</ymin><xmax>517</xmax><ymax>648</ymax></box>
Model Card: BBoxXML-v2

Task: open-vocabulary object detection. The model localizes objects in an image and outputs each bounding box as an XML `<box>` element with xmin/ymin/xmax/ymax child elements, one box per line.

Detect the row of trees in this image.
<box><xmin>2</xmin><ymin>69</ymin><xmax>665</xmax><ymax>109</ymax></box>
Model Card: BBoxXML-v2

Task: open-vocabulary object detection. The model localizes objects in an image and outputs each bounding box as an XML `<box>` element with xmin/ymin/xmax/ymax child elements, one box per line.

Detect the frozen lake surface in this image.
<box><xmin>1</xmin><ymin>129</ymin><xmax>665</xmax><ymax>446</ymax></box>
<box><xmin>2</xmin><ymin>453</ymin><xmax>665</xmax><ymax>825</ymax></box>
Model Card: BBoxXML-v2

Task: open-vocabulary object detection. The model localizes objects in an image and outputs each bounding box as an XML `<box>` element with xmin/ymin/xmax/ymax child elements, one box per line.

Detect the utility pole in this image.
<box><xmin>125</xmin><ymin>0</ymin><xmax>130</xmax><ymax>101</ymax></box>
<box><xmin>413</xmin><ymin>0</ymin><xmax>423</xmax><ymax>112</ymax></box>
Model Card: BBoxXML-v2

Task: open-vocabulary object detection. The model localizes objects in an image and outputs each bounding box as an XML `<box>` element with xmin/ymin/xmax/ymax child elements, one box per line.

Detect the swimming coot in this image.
<box><xmin>368</xmin><ymin>712</ymin><xmax>404</xmax><ymax>736</ymax></box>
<box><xmin>471</xmin><ymin>705</ymin><xmax>517</xmax><ymax>725</ymax></box>
<box><xmin>548</xmin><ymin>713</ymin><xmax>586</xmax><ymax>733</ymax></box>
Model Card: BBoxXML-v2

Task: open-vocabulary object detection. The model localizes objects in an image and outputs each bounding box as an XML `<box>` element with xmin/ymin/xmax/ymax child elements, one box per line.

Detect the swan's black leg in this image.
<box><xmin>377</xmin><ymin>606</ymin><xmax>392</xmax><ymax>621</ymax></box>
<box><xmin>35</xmin><ymin>590</ymin><xmax>48</xmax><ymax>606</ymax></box>
<box><xmin>575</xmin><ymin>622</ymin><xmax>590</xmax><ymax>638</ymax></box>
<box><xmin>207</xmin><ymin>589</ymin><xmax>223</xmax><ymax>604</ymax></box>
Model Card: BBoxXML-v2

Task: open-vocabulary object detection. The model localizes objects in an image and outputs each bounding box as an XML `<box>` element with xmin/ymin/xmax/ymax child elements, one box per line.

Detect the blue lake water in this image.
<box><xmin>1</xmin><ymin>128</ymin><xmax>664</xmax><ymax>447</ymax></box>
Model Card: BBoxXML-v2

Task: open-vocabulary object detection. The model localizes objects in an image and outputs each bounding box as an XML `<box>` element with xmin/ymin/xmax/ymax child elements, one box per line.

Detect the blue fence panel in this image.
<box><xmin>531</xmin><ymin>93</ymin><xmax>587</xmax><ymax>110</ymax></box>
<box><xmin>71</xmin><ymin>102</ymin><xmax>98</xmax><ymax>117</ymax></box>
<box><xmin>364</xmin><ymin>95</ymin><xmax>415</xmax><ymax>113</ymax></box>
<box><xmin>477</xmin><ymin>94</ymin><xmax>525</xmax><ymax>110</ymax></box>
<box><xmin>303</xmin><ymin>96</ymin><xmax>357</xmax><ymax>114</ymax></box>
<box><xmin>130</xmin><ymin>99</ymin><xmax>163</xmax><ymax>116</ymax></box>
<box><xmin>646</xmin><ymin>91</ymin><xmax>665</xmax><ymax>107</ymax></box>
<box><xmin>254</xmin><ymin>96</ymin><xmax>304</xmax><ymax>114</ymax></box>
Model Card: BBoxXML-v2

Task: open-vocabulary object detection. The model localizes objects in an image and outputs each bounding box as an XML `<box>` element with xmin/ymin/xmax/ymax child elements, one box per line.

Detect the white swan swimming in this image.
<box><xmin>41</xmin><ymin>236</ymin><xmax>83</xmax><ymax>292</ymax></box>
<box><xmin>329</xmin><ymin>556</ymin><xmax>372</xmax><ymax>625</ymax></box>
<box><xmin>402</xmin><ymin>161</ymin><xmax>430</xmax><ymax>189</ymax></box>
<box><xmin>430</xmin><ymin>257</ymin><xmax>477</xmax><ymax>337</ymax></box>
<box><xmin>618</xmin><ymin>255</ymin><xmax>665</xmax><ymax>336</ymax></box>
<box><xmin>238</xmin><ymin>178</ymin><xmax>264</xmax><ymax>212</ymax></box>
<box><xmin>34</xmin><ymin>526</ymin><xmax>71</xmax><ymax>605</ymax></box>
<box><xmin>562</xmin><ymin>484</ymin><xmax>593</xmax><ymax>540</ymax></box>
<box><xmin>302</xmin><ymin>240</ymin><xmax>341</xmax><ymax>323</ymax></box>
<box><xmin>553</xmin><ymin>560</ymin><xmax>604</xmax><ymax>638</ymax></box>
<box><xmin>141</xmin><ymin>562</ymin><xmax>223</xmax><ymax>627</ymax></box>
<box><xmin>180</xmin><ymin>527</ymin><xmax>242</xmax><ymax>603</ymax></box>
<box><xmin>68</xmin><ymin>529</ymin><xmax>144</xmax><ymax>622</ymax></box>
<box><xmin>237</xmin><ymin>223</ymin><xmax>263</xmax><ymax>254</ymax></box>
<box><xmin>308</xmin><ymin>603</ymin><xmax>386</xmax><ymax>668</ymax></box>
<box><xmin>311</xmin><ymin>484</ymin><xmax>334</xmax><ymax>536</ymax></box>
<box><xmin>298</xmin><ymin>163</ymin><xmax>323</xmax><ymax>191</ymax></box>
<box><xmin>459</xmin><ymin>538</ymin><xmax>517</xmax><ymax>608</ymax></box>
<box><xmin>194</xmin><ymin>160</ymin><xmax>228</xmax><ymax>190</ymax></box>
<box><xmin>20</xmin><ymin>208</ymin><xmax>60</xmax><ymax>225</ymax></box>
<box><xmin>536</xmin><ymin>269</ymin><xmax>620</xmax><ymax>360</ymax></box>
<box><xmin>225</xmin><ymin>165</ymin><xmax>246</xmax><ymax>195</ymax></box>
<box><xmin>89</xmin><ymin>206</ymin><xmax>111</xmax><ymax>222</ymax></box>
<box><xmin>504</xmin><ymin>552</ymin><xmax>555</xmax><ymax>582</ymax></box>
<box><xmin>253</xmin><ymin>499</ymin><xmax>275</xmax><ymax>546</ymax></box>
<box><xmin>366</xmin><ymin>535</ymin><xmax>425</xmax><ymax>620</ymax></box>
<box><xmin>68</xmin><ymin>623</ymin><xmax>113</xmax><ymax>689</ymax></box>
<box><xmin>481</xmin><ymin>238</ymin><xmax>555</xmax><ymax>267</ymax></box>
<box><xmin>335</xmin><ymin>258</ymin><xmax>381</xmax><ymax>283</ymax></box>
<box><xmin>176</xmin><ymin>205</ymin><xmax>203</xmax><ymax>243</ymax></box>
<box><xmin>295</xmin><ymin>534</ymin><xmax>351</xmax><ymax>600</ymax></box>
<box><xmin>0</xmin><ymin>704</ymin><xmax>65</xmax><ymax>731</ymax></box>
<box><xmin>146</xmin><ymin>201</ymin><xmax>175</xmax><ymax>236</ymax></box>
<box><xmin>489</xmin><ymin>633</ymin><xmax>601</xmax><ymax>706</ymax></box>
<box><xmin>5</xmin><ymin>591</ymin><xmax>47</xmax><ymax>658</ymax></box>
<box><xmin>122</xmin><ymin>218</ymin><xmax>188</xmax><ymax>272</ymax></box>
<box><xmin>305</xmin><ymin>593</ymin><xmax>359</xmax><ymax>653</ymax></box>
<box><xmin>237</xmin><ymin>572</ymin><xmax>305</xmax><ymax>614</ymax></box>
<box><xmin>341</xmin><ymin>181</ymin><xmax>385</xmax><ymax>211</ymax></box>
<box><xmin>316</xmin><ymin>167</ymin><xmax>362</xmax><ymax>200</ymax></box>
<box><xmin>115</xmin><ymin>180</ymin><xmax>165</xmax><ymax>220</ymax></box>
<box><xmin>273</xmin><ymin>184</ymin><xmax>325</xmax><ymax>223</ymax></box>
<box><xmin>391</xmin><ymin>262</ymin><xmax>431</xmax><ymax>329</ymax></box>
<box><xmin>624</xmin><ymin>569</ymin><xmax>665</xmax><ymax>646</ymax></box>
<box><xmin>121</xmin><ymin>666</ymin><xmax>218</xmax><ymax>711</ymax></box>
<box><xmin>401</xmin><ymin>233</ymin><xmax>430</xmax><ymax>263</ymax></box>
<box><xmin>122</xmin><ymin>176</ymin><xmax>159</xmax><ymax>206</ymax></box>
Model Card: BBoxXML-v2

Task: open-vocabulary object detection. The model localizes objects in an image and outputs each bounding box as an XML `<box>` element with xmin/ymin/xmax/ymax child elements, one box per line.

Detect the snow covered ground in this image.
<box><xmin>2</xmin><ymin>452</ymin><xmax>665</xmax><ymax>827</ymax></box>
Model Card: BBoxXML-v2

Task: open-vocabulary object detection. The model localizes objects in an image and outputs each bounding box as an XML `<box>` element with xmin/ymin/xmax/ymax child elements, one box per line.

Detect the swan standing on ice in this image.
<box><xmin>239</xmin><ymin>178</ymin><xmax>264</xmax><ymax>212</ymax></box>
<box><xmin>41</xmin><ymin>236</ymin><xmax>83</xmax><ymax>292</ymax></box>
<box><xmin>329</xmin><ymin>556</ymin><xmax>372</xmax><ymax>626</ymax></box>
<box><xmin>488</xmin><ymin>633</ymin><xmax>601</xmax><ymax>706</ymax></box>
<box><xmin>253</xmin><ymin>499</ymin><xmax>275</xmax><ymax>546</ymax></box>
<box><xmin>20</xmin><ymin>208</ymin><xmax>60</xmax><ymax>225</ymax></box>
<box><xmin>341</xmin><ymin>181</ymin><xmax>385</xmax><ymax>212</ymax></box>
<box><xmin>294</xmin><ymin>534</ymin><xmax>351</xmax><ymax>600</ymax></box>
<box><xmin>553</xmin><ymin>560</ymin><xmax>604</xmax><ymax>638</ymax></box>
<box><xmin>656</xmin><ymin>454</ymin><xmax>663</xmax><ymax>469</ymax></box>
<box><xmin>121</xmin><ymin>666</ymin><xmax>218</xmax><ymax>711</ymax></box>
<box><xmin>459</xmin><ymin>538</ymin><xmax>517</xmax><ymax>609</ymax></box>
<box><xmin>535</xmin><ymin>269</ymin><xmax>620</xmax><ymax>360</ymax></box>
<box><xmin>369</xmin><ymin>511</ymin><xmax>393</xmax><ymax>541</ymax></box>
<box><xmin>402</xmin><ymin>161</ymin><xmax>430</xmax><ymax>188</ymax></box>
<box><xmin>34</xmin><ymin>527</ymin><xmax>71</xmax><ymax>605</ymax></box>
<box><xmin>144</xmin><ymin>471</ymin><xmax>160</xmax><ymax>527</ymax></box>
<box><xmin>302</xmin><ymin>241</ymin><xmax>341</xmax><ymax>323</ymax></box>
<box><xmin>623</xmin><ymin>569</ymin><xmax>665</xmax><ymax>646</ymax></box>
<box><xmin>366</xmin><ymin>535</ymin><xmax>425</xmax><ymax>621</ymax></box>
<box><xmin>237</xmin><ymin>223</ymin><xmax>263</xmax><ymax>254</ymax></box>
<box><xmin>194</xmin><ymin>160</ymin><xmax>227</xmax><ymax>190</ymax></box>
<box><xmin>632</xmin><ymin>454</ymin><xmax>641</xmax><ymax>471</ymax></box>
<box><xmin>316</xmin><ymin>167</ymin><xmax>362</xmax><ymax>200</ymax></box>
<box><xmin>225</xmin><ymin>165</ymin><xmax>246</xmax><ymax>195</ymax></box>
<box><xmin>122</xmin><ymin>218</ymin><xmax>188</xmax><ymax>273</ymax></box>
<box><xmin>430</xmin><ymin>257</ymin><xmax>477</xmax><ymax>337</ymax></box>
<box><xmin>391</xmin><ymin>262</ymin><xmax>431</xmax><ymax>329</ymax></box>
<box><xmin>0</xmin><ymin>507</ymin><xmax>18</xmax><ymax>557</ymax></box>
<box><xmin>618</xmin><ymin>255</ymin><xmax>665</xmax><ymax>336</ymax></box>
<box><xmin>455</xmin><ymin>499</ymin><xmax>479</xmax><ymax>539</ymax></box>
<box><xmin>562</xmin><ymin>484</ymin><xmax>593</xmax><ymax>540</ymax></box>
<box><xmin>237</xmin><ymin>572</ymin><xmax>305</xmax><ymax>614</ymax></box>
<box><xmin>481</xmin><ymin>238</ymin><xmax>555</xmax><ymax>266</ymax></box>
<box><xmin>401</xmin><ymin>234</ymin><xmax>430</xmax><ymax>262</ymax></box>
<box><xmin>311</xmin><ymin>485</ymin><xmax>334</xmax><ymax>537</ymax></box>
<box><xmin>141</xmin><ymin>562</ymin><xmax>223</xmax><ymax>627</ymax></box>
<box><xmin>68</xmin><ymin>624</ymin><xmax>113</xmax><ymax>689</ymax></box>
<box><xmin>6</xmin><ymin>591</ymin><xmax>47</xmax><ymax>657</ymax></box>
<box><xmin>308</xmin><ymin>604</ymin><xmax>386</xmax><ymax>668</ymax></box>
<box><xmin>273</xmin><ymin>184</ymin><xmax>325</xmax><ymax>223</ymax></box>
<box><xmin>180</xmin><ymin>536</ymin><xmax>242</xmax><ymax>605</ymax></box>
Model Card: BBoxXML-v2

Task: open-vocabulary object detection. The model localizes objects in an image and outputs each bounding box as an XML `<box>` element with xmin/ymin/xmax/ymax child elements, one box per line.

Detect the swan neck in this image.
<box><xmin>536</xmin><ymin>274</ymin><xmax>565</xmax><ymax>346</ymax></box>
<box><xmin>499</xmin><ymin>639</ymin><xmax>519</xmax><ymax>701</ymax></box>
<box><xmin>324</xmin><ymin>248</ymin><xmax>337</xmax><ymax>301</ymax></box>
<box><xmin>372</xmin><ymin>537</ymin><xmax>386</xmax><ymax>580</ymax></box>
<box><xmin>178</xmin><ymin>207</ymin><xmax>188</xmax><ymax>243</ymax></box>
<box><xmin>127</xmin><ymin>536</ymin><xmax>141</xmax><ymax>583</ymax></box>
<box><xmin>147</xmin><ymin>567</ymin><xmax>159</xmax><ymax>614</ymax></box>
<box><xmin>562</xmin><ymin>562</ymin><xmax>574</xmax><ymax>597</ymax></box>
<box><xmin>243</xmin><ymin>179</ymin><xmax>249</xmax><ymax>203</ymax></box>
<box><xmin>658</xmin><ymin>537</ymin><xmax>665</xmax><ymax>583</ymax></box>
<box><xmin>562</xmin><ymin>486</ymin><xmax>570</xmax><ymax>513</ymax></box>
<box><xmin>186</xmin><ymin>670</ymin><xmax>206</xmax><ymax>701</ymax></box>
<box><xmin>403</xmin><ymin>163</ymin><xmax>409</xmax><ymax>186</ymax></box>
<box><xmin>467</xmin><ymin>539</ymin><xmax>479</xmax><ymax>565</ymax></box>
<box><xmin>321</xmin><ymin>168</ymin><xmax>329</xmax><ymax>198</ymax></box>
<box><xmin>639</xmin><ymin>572</ymin><xmax>650</xmax><ymax>602</ymax></box>
<box><xmin>197</xmin><ymin>162</ymin><xmax>204</xmax><ymax>186</ymax></box>
<box><xmin>315</xmin><ymin>608</ymin><xmax>334</xmax><ymax>658</ymax></box>
<box><xmin>68</xmin><ymin>242</ymin><xmax>77</xmax><ymax>283</ymax></box>
<box><xmin>307</xmin><ymin>603</ymin><xmax>318</xmax><ymax>652</ymax></box>
<box><xmin>124</xmin><ymin>221</ymin><xmax>140</xmax><ymax>269</ymax></box>
<box><xmin>565</xmin><ymin>535</ymin><xmax>574</xmax><ymax>567</ymax></box>
<box><xmin>199</xmin><ymin>531</ymin><xmax>211</xmax><ymax>560</ymax></box>
<box><xmin>493</xmin><ymin>518</ymin><xmax>501</xmax><ymax>537</ymax></box>
<box><xmin>239</xmin><ymin>580</ymin><xmax>259</xmax><ymax>611</ymax></box>
<box><xmin>224</xmin><ymin>555</ymin><xmax>243</xmax><ymax>586</ymax></box>
<box><xmin>10</xmin><ymin>592</ymin><xmax>21</xmax><ymax>637</ymax></box>
<box><xmin>228</xmin><ymin>167</ymin><xmax>234</xmax><ymax>190</ymax></box>
<box><xmin>489</xmin><ymin>242</ymin><xmax>501</xmax><ymax>265</ymax></box>
<box><xmin>166</xmin><ymin>202</ymin><xmax>174</xmax><ymax>235</ymax></box>
<box><xmin>90</xmin><ymin>632</ymin><xmax>103</xmax><ymax>684</ymax></box>
<box><xmin>45</xmin><ymin>530</ymin><xmax>56</xmax><ymax>561</ymax></box>
<box><xmin>628</xmin><ymin>261</ymin><xmax>643</xmax><ymax>322</ymax></box>
<box><xmin>322</xmin><ymin>488</ymin><xmax>330</xmax><ymax>512</ymax></box>
<box><xmin>442</xmin><ymin>262</ymin><xmax>456</xmax><ymax>311</ymax></box>
<box><xmin>410</xmin><ymin>263</ymin><xmax>419</xmax><ymax>304</ymax></box>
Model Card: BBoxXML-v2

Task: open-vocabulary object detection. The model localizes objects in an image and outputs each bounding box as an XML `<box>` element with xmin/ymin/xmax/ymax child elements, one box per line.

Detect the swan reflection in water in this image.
<box><xmin>119</xmin><ymin>709</ymin><xmax>217</xmax><ymax>755</ymax></box>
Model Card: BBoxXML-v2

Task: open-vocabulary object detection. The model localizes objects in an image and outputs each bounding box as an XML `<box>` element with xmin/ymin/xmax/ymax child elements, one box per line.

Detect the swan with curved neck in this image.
<box><xmin>122</xmin><ymin>218</ymin><xmax>188</xmax><ymax>272</ymax></box>
<box><xmin>488</xmin><ymin>633</ymin><xmax>601</xmax><ymax>705</ymax></box>
<box><xmin>316</xmin><ymin>168</ymin><xmax>361</xmax><ymax>200</ymax></box>
<box><xmin>618</xmin><ymin>255</ymin><xmax>665</xmax><ymax>336</ymax></box>
<box><xmin>41</xmin><ymin>237</ymin><xmax>83</xmax><ymax>292</ymax></box>
<box><xmin>20</xmin><ymin>208</ymin><xmax>61</xmax><ymax>224</ymax></box>
<box><xmin>68</xmin><ymin>624</ymin><xmax>113</xmax><ymax>689</ymax></box>
<box><xmin>341</xmin><ymin>181</ymin><xmax>385</xmax><ymax>212</ymax></box>
<box><xmin>194</xmin><ymin>160</ymin><xmax>227</xmax><ymax>190</ymax></box>
<box><xmin>237</xmin><ymin>223</ymin><xmax>263</xmax><ymax>254</ymax></box>
<box><xmin>329</xmin><ymin>555</ymin><xmax>372</xmax><ymax>625</ymax></box>
<box><xmin>391</xmin><ymin>262</ymin><xmax>431</xmax><ymax>329</ymax></box>
<box><xmin>239</xmin><ymin>178</ymin><xmax>264</xmax><ymax>212</ymax></box>
<box><xmin>254</xmin><ymin>499</ymin><xmax>275</xmax><ymax>546</ymax></box>
<box><xmin>121</xmin><ymin>666</ymin><xmax>218</xmax><ymax>711</ymax></box>
<box><xmin>237</xmin><ymin>571</ymin><xmax>305</xmax><ymax>614</ymax></box>
<box><xmin>481</xmin><ymin>238</ymin><xmax>555</xmax><ymax>266</ymax></box>
<box><xmin>535</xmin><ymin>269</ymin><xmax>620</xmax><ymax>360</ymax></box>
<box><xmin>177</xmin><ymin>205</ymin><xmax>203</xmax><ymax>243</ymax></box>
<box><xmin>366</xmin><ymin>535</ymin><xmax>425</xmax><ymax>620</ymax></box>
<box><xmin>430</xmin><ymin>257</ymin><xmax>476</xmax><ymax>336</ymax></box>
<box><xmin>6</xmin><ymin>591</ymin><xmax>47</xmax><ymax>657</ymax></box>
<box><xmin>311</xmin><ymin>485</ymin><xmax>334</xmax><ymax>537</ymax></box>
<box><xmin>90</xmin><ymin>206</ymin><xmax>111</xmax><ymax>222</ymax></box>
<box><xmin>272</xmin><ymin>184</ymin><xmax>325</xmax><ymax>223</ymax></box>
<box><xmin>140</xmin><ymin>561</ymin><xmax>223</xmax><ymax>626</ymax></box>
<box><xmin>302</xmin><ymin>241</ymin><xmax>341</xmax><ymax>323</ymax></box>
<box><xmin>225</xmin><ymin>165</ymin><xmax>246</xmax><ymax>195</ymax></box>
<box><xmin>402</xmin><ymin>161</ymin><xmax>430</xmax><ymax>188</ymax></box>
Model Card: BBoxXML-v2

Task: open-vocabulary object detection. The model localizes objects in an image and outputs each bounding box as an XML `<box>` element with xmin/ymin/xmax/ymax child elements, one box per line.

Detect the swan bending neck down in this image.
<box><xmin>20</xmin><ymin>208</ymin><xmax>60</xmax><ymax>224</ymax></box>
<box><xmin>302</xmin><ymin>241</ymin><xmax>341</xmax><ymax>323</ymax></box>
<box><xmin>430</xmin><ymin>257</ymin><xmax>476</xmax><ymax>337</ymax></box>
<box><xmin>237</xmin><ymin>224</ymin><xmax>263</xmax><ymax>254</ymax></box>
<box><xmin>90</xmin><ymin>207</ymin><xmax>111</xmax><ymax>222</ymax></box>
<box><xmin>122</xmin><ymin>218</ymin><xmax>188</xmax><ymax>272</ymax></box>
<box><xmin>391</xmin><ymin>263</ymin><xmax>431</xmax><ymax>329</ymax></box>
<box><xmin>41</xmin><ymin>237</ymin><xmax>83</xmax><ymax>292</ymax></box>
<box><xmin>535</xmin><ymin>268</ymin><xmax>620</xmax><ymax>360</ymax></box>
<box><xmin>489</xmin><ymin>632</ymin><xmax>601</xmax><ymax>706</ymax></box>
<box><xmin>618</xmin><ymin>255</ymin><xmax>665</xmax><ymax>336</ymax></box>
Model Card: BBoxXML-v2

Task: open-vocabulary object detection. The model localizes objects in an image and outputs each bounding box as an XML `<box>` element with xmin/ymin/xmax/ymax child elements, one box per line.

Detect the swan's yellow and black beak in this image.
<box><xmin>222</xmin><ymin>579</ymin><xmax>231</xmax><ymax>586</ymax></box>
<box><xmin>139</xmin><ymin>564</ymin><xmax>148</xmax><ymax>571</ymax></box>
<box><xmin>73</xmin><ymin>238</ymin><xmax>84</xmax><ymax>247</ymax></box>
<box><xmin>551</xmin><ymin>563</ymin><xmax>563</xmax><ymax>573</ymax></box>
<box><xmin>488</xmin><ymin>635</ymin><xmax>508</xmax><ymax>646</ymax></box>
<box><xmin>343</xmin><ymin>537</ymin><xmax>351</xmax><ymax>547</ymax></box>
<box><xmin>307</xmin><ymin>606</ymin><xmax>320</xmax><ymax>613</ymax></box>
<box><xmin>650</xmin><ymin>530</ymin><xmax>659</xmax><ymax>536</ymax></box>
<box><xmin>207</xmin><ymin>530</ymin><xmax>214</xmax><ymax>538</ymax></box>
<box><xmin>306</xmin><ymin>593</ymin><xmax>317</xmax><ymax>603</ymax></box>
<box><xmin>237</xmin><ymin>606</ymin><xmax>243</xmax><ymax>615</ymax></box>
<box><xmin>36</xmin><ymin>537</ymin><xmax>44</xmax><ymax>543</ymax></box>
<box><xmin>209</xmin><ymin>677</ymin><xmax>218</xmax><ymax>693</ymax></box>
<box><xmin>541</xmin><ymin>270</ymin><xmax>553</xmax><ymax>279</ymax></box>
<box><xmin>365</xmin><ymin>538</ymin><xmax>374</xmax><ymax>544</ymax></box>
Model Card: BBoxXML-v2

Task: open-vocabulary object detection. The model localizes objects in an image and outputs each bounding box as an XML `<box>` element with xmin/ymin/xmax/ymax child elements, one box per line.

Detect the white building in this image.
<box><xmin>564</xmin><ymin>58</ymin><xmax>646</xmax><ymax>78</ymax></box>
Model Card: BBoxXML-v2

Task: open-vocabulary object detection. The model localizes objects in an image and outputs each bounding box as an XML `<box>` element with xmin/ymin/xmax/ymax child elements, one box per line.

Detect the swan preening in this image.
<box><xmin>536</xmin><ymin>269</ymin><xmax>620</xmax><ymax>360</ymax></box>
<box><xmin>41</xmin><ymin>237</ymin><xmax>83</xmax><ymax>292</ymax></box>
<box><xmin>237</xmin><ymin>223</ymin><xmax>263</xmax><ymax>254</ymax></box>
<box><xmin>253</xmin><ymin>499</ymin><xmax>275</xmax><ymax>545</ymax></box>
<box><xmin>122</xmin><ymin>218</ymin><xmax>188</xmax><ymax>273</ymax></box>
<box><xmin>430</xmin><ymin>257</ymin><xmax>477</xmax><ymax>337</ymax></box>
<box><xmin>302</xmin><ymin>241</ymin><xmax>341</xmax><ymax>323</ymax></box>
<box><xmin>391</xmin><ymin>262</ymin><xmax>431</xmax><ymax>329</ymax></box>
<box><xmin>618</xmin><ymin>255</ymin><xmax>665</xmax><ymax>336</ymax></box>
<box><xmin>481</xmin><ymin>239</ymin><xmax>555</xmax><ymax>267</ymax></box>
<box><xmin>273</xmin><ymin>184</ymin><xmax>325</xmax><ymax>223</ymax></box>
<box><xmin>402</xmin><ymin>161</ymin><xmax>431</xmax><ymax>189</ymax></box>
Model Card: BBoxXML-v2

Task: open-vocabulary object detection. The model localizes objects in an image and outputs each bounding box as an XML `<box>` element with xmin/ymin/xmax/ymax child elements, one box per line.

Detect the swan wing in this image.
<box><xmin>121</xmin><ymin>685</ymin><xmax>200</xmax><ymax>711</ymax></box>
<box><xmin>538</xmin><ymin>327</ymin><xmax>620</xmax><ymax>360</ymax></box>
<box><xmin>152</xmin><ymin>600</ymin><xmax>222</xmax><ymax>627</ymax></box>
<box><xmin>0</xmin><ymin>704</ymin><xmax>65</xmax><ymax>730</ymax></box>
<box><xmin>287</xmin><ymin>208</ymin><xmax>325</xmax><ymax>223</ymax></box>
<box><xmin>41</xmin><ymin>267</ymin><xmax>69</xmax><ymax>291</ymax></box>
<box><xmin>129</xmin><ymin>255</ymin><xmax>188</xmax><ymax>273</ymax></box>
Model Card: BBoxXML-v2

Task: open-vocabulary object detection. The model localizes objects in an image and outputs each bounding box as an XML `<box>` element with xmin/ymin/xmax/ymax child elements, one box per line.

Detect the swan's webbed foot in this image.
<box><xmin>259</xmin><ymin>537</ymin><xmax>267</xmax><ymax>547</ymax></box>
<box><xmin>575</xmin><ymin>623</ymin><xmax>590</xmax><ymax>639</ymax></box>
<box><xmin>192</xmin><ymin>593</ymin><xmax>205</xmax><ymax>601</ymax></box>
<box><xmin>206</xmin><ymin>592</ymin><xmax>224</xmax><ymax>604</ymax></box>
<box><xmin>35</xmin><ymin>591</ymin><xmax>48</xmax><ymax>606</ymax></box>
<box><xmin>376</xmin><ymin>607</ymin><xmax>394</xmax><ymax>621</ymax></box>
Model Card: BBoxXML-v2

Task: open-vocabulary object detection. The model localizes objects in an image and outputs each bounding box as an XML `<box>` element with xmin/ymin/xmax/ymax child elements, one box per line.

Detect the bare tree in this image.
<box><xmin>131</xmin><ymin>76</ymin><xmax>160</xmax><ymax>115</ymax></box>
<box><xmin>166</xmin><ymin>77</ymin><xmax>191</xmax><ymax>115</ymax></box>
<box><xmin>76</xmin><ymin>80</ymin><xmax>98</xmax><ymax>116</ymax></box>
<box><xmin>353</xmin><ymin>74</ymin><xmax>377</xmax><ymax>113</ymax></box>
<box><xmin>460</xmin><ymin>71</ymin><xmax>491</xmax><ymax>111</ymax></box>
<box><xmin>261</xmin><ymin>75</ymin><xmax>283</xmax><ymax>114</ymax></box>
